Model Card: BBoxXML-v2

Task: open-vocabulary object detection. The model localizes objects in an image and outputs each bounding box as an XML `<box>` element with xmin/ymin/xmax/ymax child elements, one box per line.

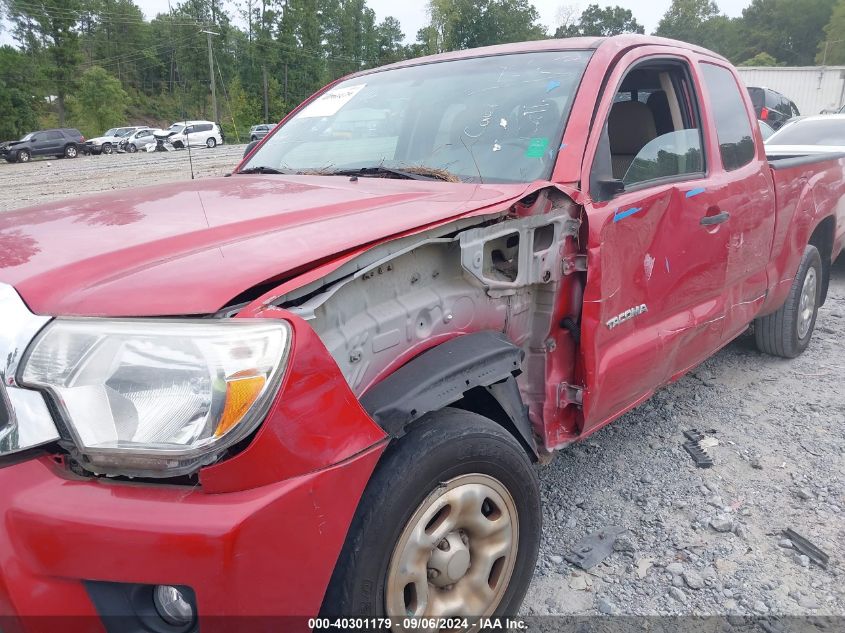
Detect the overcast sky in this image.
<box><xmin>2</xmin><ymin>0</ymin><xmax>753</xmax><ymax>46</ymax></box>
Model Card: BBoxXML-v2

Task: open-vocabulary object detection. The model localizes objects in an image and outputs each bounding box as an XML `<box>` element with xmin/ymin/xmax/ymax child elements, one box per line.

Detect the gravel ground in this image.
<box><xmin>0</xmin><ymin>143</ymin><xmax>246</xmax><ymax>212</ymax></box>
<box><xmin>1</xmin><ymin>150</ymin><xmax>842</xmax><ymax>620</ymax></box>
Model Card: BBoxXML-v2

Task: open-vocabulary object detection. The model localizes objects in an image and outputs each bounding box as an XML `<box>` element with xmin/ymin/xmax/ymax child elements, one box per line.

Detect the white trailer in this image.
<box><xmin>736</xmin><ymin>66</ymin><xmax>845</xmax><ymax>115</ymax></box>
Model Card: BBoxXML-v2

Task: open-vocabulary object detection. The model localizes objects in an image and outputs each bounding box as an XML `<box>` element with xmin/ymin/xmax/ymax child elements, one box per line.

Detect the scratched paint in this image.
<box><xmin>685</xmin><ymin>187</ymin><xmax>705</xmax><ymax>198</ymax></box>
<box><xmin>612</xmin><ymin>207</ymin><xmax>643</xmax><ymax>222</ymax></box>
<box><xmin>643</xmin><ymin>253</ymin><xmax>655</xmax><ymax>280</ymax></box>
<box><xmin>665</xmin><ymin>257</ymin><xmax>670</xmax><ymax>273</ymax></box>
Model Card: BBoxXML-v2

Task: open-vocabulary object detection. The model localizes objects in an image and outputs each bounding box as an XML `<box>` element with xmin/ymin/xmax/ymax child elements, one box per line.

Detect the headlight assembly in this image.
<box><xmin>20</xmin><ymin>319</ymin><xmax>290</xmax><ymax>477</ymax></box>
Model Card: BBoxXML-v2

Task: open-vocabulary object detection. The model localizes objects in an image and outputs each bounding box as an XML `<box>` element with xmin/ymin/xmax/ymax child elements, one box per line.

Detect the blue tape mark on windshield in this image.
<box><xmin>613</xmin><ymin>207</ymin><xmax>642</xmax><ymax>223</ymax></box>
<box><xmin>685</xmin><ymin>187</ymin><xmax>705</xmax><ymax>198</ymax></box>
<box><xmin>546</xmin><ymin>80</ymin><xmax>561</xmax><ymax>93</ymax></box>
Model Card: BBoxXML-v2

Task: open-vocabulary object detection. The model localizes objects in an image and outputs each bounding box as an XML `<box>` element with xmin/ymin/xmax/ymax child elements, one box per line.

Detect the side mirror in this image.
<box><xmin>597</xmin><ymin>178</ymin><xmax>625</xmax><ymax>199</ymax></box>
<box><xmin>243</xmin><ymin>139</ymin><xmax>259</xmax><ymax>158</ymax></box>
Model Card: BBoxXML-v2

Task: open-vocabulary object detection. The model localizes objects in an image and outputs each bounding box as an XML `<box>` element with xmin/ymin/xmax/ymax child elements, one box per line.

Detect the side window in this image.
<box><xmin>46</xmin><ymin>131</ymin><xmax>63</xmax><ymax>140</ymax></box>
<box><xmin>699</xmin><ymin>63</ymin><xmax>755</xmax><ymax>171</ymax></box>
<box><xmin>197</xmin><ymin>124</ymin><xmax>212</xmax><ymax>132</ymax></box>
<box><xmin>790</xmin><ymin>101</ymin><xmax>800</xmax><ymax>117</ymax></box>
<box><xmin>593</xmin><ymin>60</ymin><xmax>705</xmax><ymax>198</ymax></box>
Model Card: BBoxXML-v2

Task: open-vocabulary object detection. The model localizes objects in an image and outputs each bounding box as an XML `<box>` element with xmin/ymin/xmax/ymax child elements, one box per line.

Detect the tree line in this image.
<box><xmin>1</xmin><ymin>0</ymin><xmax>843</xmax><ymax>142</ymax></box>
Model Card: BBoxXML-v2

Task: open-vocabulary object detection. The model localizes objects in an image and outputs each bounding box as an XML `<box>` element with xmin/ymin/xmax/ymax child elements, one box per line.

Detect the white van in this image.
<box><xmin>153</xmin><ymin>120</ymin><xmax>224</xmax><ymax>149</ymax></box>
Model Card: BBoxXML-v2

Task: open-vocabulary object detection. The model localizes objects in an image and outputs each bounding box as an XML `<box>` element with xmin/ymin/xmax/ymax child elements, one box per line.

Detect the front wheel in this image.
<box><xmin>64</xmin><ymin>144</ymin><xmax>78</xmax><ymax>158</ymax></box>
<box><xmin>17</xmin><ymin>149</ymin><xmax>30</xmax><ymax>163</ymax></box>
<box><xmin>755</xmin><ymin>244</ymin><xmax>822</xmax><ymax>358</ymax></box>
<box><xmin>128</xmin><ymin>143</ymin><xmax>137</xmax><ymax>153</ymax></box>
<box><xmin>206</xmin><ymin>137</ymin><xmax>217</xmax><ymax>148</ymax></box>
<box><xmin>322</xmin><ymin>408</ymin><xmax>540</xmax><ymax>629</ymax></box>
<box><xmin>101</xmin><ymin>143</ymin><xmax>113</xmax><ymax>155</ymax></box>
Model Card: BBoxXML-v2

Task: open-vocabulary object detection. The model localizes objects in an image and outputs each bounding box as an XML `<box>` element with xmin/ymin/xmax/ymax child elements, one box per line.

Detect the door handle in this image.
<box><xmin>700</xmin><ymin>211</ymin><xmax>730</xmax><ymax>226</ymax></box>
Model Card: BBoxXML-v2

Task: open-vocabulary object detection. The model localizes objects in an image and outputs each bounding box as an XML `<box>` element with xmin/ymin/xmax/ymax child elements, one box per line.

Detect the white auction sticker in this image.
<box><xmin>297</xmin><ymin>84</ymin><xmax>366</xmax><ymax>118</ymax></box>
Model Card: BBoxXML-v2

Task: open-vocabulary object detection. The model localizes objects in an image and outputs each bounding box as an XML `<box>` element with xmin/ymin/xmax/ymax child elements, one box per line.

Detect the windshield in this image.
<box><xmin>767</xmin><ymin>118</ymin><xmax>845</xmax><ymax>146</ymax></box>
<box><xmin>104</xmin><ymin>128</ymin><xmax>117</xmax><ymax>136</ymax></box>
<box><xmin>20</xmin><ymin>133</ymin><xmax>34</xmax><ymax>141</ymax></box>
<box><xmin>116</xmin><ymin>128</ymin><xmax>134</xmax><ymax>136</ymax></box>
<box><xmin>169</xmin><ymin>124</ymin><xmax>185</xmax><ymax>133</ymax></box>
<box><xmin>242</xmin><ymin>50</ymin><xmax>593</xmax><ymax>183</ymax></box>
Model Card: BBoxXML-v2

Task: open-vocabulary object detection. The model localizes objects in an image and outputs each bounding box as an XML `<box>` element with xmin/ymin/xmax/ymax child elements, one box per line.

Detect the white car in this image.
<box><xmin>153</xmin><ymin>121</ymin><xmax>224</xmax><ymax>149</ymax></box>
<box><xmin>85</xmin><ymin>127</ymin><xmax>143</xmax><ymax>155</ymax></box>
<box><xmin>121</xmin><ymin>128</ymin><xmax>160</xmax><ymax>153</ymax></box>
<box><xmin>765</xmin><ymin>114</ymin><xmax>845</xmax><ymax>157</ymax></box>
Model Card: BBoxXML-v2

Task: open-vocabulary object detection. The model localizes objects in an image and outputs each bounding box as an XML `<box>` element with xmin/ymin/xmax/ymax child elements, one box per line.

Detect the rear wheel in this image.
<box><xmin>322</xmin><ymin>408</ymin><xmax>540</xmax><ymax>629</ymax></box>
<box><xmin>101</xmin><ymin>143</ymin><xmax>113</xmax><ymax>155</ymax></box>
<box><xmin>250</xmin><ymin>135</ymin><xmax>258</xmax><ymax>142</ymax></box>
<box><xmin>64</xmin><ymin>144</ymin><xmax>78</xmax><ymax>158</ymax></box>
<box><xmin>755</xmin><ymin>245</ymin><xmax>822</xmax><ymax>358</ymax></box>
<box><xmin>17</xmin><ymin>149</ymin><xmax>30</xmax><ymax>163</ymax></box>
<box><xmin>206</xmin><ymin>137</ymin><xmax>217</xmax><ymax>148</ymax></box>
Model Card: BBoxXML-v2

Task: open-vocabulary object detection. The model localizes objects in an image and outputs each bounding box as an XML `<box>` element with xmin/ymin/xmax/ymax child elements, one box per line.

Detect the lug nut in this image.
<box><xmin>437</xmin><ymin>539</ymin><xmax>450</xmax><ymax>551</ymax></box>
<box><xmin>427</xmin><ymin>568</ymin><xmax>439</xmax><ymax>580</ymax></box>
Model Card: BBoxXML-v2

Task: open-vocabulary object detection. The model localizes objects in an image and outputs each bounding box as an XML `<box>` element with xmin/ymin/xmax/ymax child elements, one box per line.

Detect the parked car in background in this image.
<box><xmin>0</xmin><ymin>128</ymin><xmax>85</xmax><ymax>163</ymax></box>
<box><xmin>758</xmin><ymin>119</ymin><xmax>776</xmax><ymax>140</ymax></box>
<box><xmin>153</xmin><ymin>120</ymin><xmax>224</xmax><ymax>149</ymax></box>
<box><xmin>764</xmin><ymin>114</ymin><xmax>845</xmax><ymax>157</ymax></box>
<box><xmin>86</xmin><ymin>127</ymin><xmax>143</xmax><ymax>155</ymax></box>
<box><xmin>249</xmin><ymin>123</ymin><xmax>272</xmax><ymax>141</ymax></box>
<box><xmin>120</xmin><ymin>127</ymin><xmax>160</xmax><ymax>153</ymax></box>
<box><xmin>747</xmin><ymin>86</ymin><xmax>800</xmax><ymax>130</ymax></box>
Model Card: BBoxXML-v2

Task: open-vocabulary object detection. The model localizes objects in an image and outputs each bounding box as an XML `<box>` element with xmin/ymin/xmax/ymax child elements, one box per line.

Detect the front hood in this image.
<box><xmin>0</xmin><ymin>175</ymin><xmax>531</xmax><ymax>316</ymax></box>
<box><xmin>88</xmin><ymin>136</ymin><xmax>119</xmax><ymax>144</ymax></box>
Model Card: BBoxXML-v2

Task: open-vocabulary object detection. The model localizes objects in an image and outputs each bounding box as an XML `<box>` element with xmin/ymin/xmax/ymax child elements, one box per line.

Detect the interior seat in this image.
<box><xmin>608</xmin><ymin>100</ymin><xmax>657</xmax><ymax>179</ymax></box>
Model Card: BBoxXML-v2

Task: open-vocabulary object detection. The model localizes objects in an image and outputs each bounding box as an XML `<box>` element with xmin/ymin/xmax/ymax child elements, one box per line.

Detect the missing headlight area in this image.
<box><xmin>275</xmin><ymin>189</ymin><xmax>581</xmax><ymax>428</ymax></box>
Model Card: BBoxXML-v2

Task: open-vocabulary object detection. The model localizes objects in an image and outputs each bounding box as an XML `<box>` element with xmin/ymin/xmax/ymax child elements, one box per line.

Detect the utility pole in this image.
<box><xmin>201</xmin><ymin>29</ymin><xmax>220</xmax><ymax>122</ymax></box>
<box><xmin>263</xmin><ymin>64</ymin><xmax>269</xmax><ymax>123</ymax></box>
<box><xmin>284</xmin><ymin>62</ymin><xmax>288</xmax><ymax>106</ymax></box>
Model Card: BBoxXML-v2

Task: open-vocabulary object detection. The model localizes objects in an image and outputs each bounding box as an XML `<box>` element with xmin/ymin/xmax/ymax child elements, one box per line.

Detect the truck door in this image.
<box><xmin>697</xmin><ymin>62</ymin><xmax>776</xmax><ymax>342</ymax></box>
<box><xmin>576</xmin><ymin>49</ymin><xmax>731</xmax><ymax>434</ymax></box>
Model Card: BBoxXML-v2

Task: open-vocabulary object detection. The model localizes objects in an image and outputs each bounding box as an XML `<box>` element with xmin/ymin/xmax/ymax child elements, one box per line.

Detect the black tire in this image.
<box><xmin>17</xmin><ymin>149</ymin><xmax>30</xmax><ymax>163</ymax></box>
<box><xmin>128</xmin><ymin>143</ymin><xmax>137</xmax><ymax>153</ymax></box>
<box><xmin>206</xmin><ymin>137</ymin><xmax>217</xmax><ymax>148</ymax></box>
<box><xmin>250</xmin><ymin>135</ymin><xmax>257</xmax><ymax>142</ymax></box>
<box><xmin>755</xmin><ymin>244</ymin><xmax>822</xmax><ymax>358</ymax></box>
<box><xmin>101</xmin><ymin>143</ymin><xmax>113</xmax><ymax>155</ymax></box>
<box><xmin>322</xmin><ymin>408</ymin><xmax>540</xmax><ymax>626</ymax></box>
<box><xmin>64</xmin><ymin>144</ymin><xmax>78</xmax><ymax>158</ymax></box>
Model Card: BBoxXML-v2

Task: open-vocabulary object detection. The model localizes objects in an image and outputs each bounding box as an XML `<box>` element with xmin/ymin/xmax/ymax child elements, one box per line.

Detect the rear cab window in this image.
<box><xmin>699</xmin><ymin>63</ymin><xmax>756</xmax><ymax>171</ymax></box>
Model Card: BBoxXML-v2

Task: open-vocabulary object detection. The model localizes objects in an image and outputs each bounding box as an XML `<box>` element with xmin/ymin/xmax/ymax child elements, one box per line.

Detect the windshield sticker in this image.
<box><xmin>525</xmin><ymin>137</ymin><xmax>549</xmax><ymax>158</ymax></box>
<box><xmin>298</xmin><ymin>84</ymin><xmax>366</xmax><ymax>118</ymax></box>
<box><xmin>546</xmin><ymin>80</ymin><xmax>561</xmax><ymax>92</ymax></box>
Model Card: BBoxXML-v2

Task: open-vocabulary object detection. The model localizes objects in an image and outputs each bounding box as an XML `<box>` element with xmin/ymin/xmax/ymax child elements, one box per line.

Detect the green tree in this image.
<box><xmin>425</xmin><ymin>0</ymin><xmax>545</xmax><ymax>53</ymax></box>
<box><xmin>0</xmin><ymin>45</ymin><xmax>41</xmax><ymax>139</ymax></box>
<box><xmin>3</xmin><ymin>0</ymin><xmax>83</xmax><ymax>125</ymax></box>
<box><xmin>555</xmin><ymin>4</ymin><xmax>644</xmax><ymax>37</ymax></box>
<box><xmin>655</xmin><ymin>0</ymin><xmax>720</xmax><ymax>43</ymax></box>
<box><xmin>739</xmin><ymin>51</ymin><xmax>779</xmax><ymax>65</ymax></box>
<box><xmin>72</xmin><ymin>65</ymin><xmax>129</xmax><ymax>134</ymax></box>
<box><xmin>375</xmin><ymin>16</ymin><xmax>405</xmax><ymax>64</ymax></box>
<box><xmin>816</xmin><ymin>0</ymin><xmax>845</xmax><ymax>64</ymax></box>
<box><xmin>740</xmin><ymin>0</ymin><xmax>836</xmax><ymax>65</ymax></box>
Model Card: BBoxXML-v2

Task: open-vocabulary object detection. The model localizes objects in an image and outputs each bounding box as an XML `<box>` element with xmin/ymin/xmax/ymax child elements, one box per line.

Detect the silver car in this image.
<box><xmin>249</xmin><ymin>124</ymin><xmax>273</xmax><ymax>141</ymax></box>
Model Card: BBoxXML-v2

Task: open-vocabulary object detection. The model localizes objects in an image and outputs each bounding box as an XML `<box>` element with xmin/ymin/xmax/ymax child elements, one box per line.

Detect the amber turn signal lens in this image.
<box><xmin>214</xmin><ymin>374</ymin><xmax>267</xmax><ymax>437</ymax></box>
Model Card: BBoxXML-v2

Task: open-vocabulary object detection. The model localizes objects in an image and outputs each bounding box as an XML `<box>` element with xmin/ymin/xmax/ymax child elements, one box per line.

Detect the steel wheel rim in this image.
<box><xmin>797</xmin><ymin>267</ymin><xmax>817</xmax><ymax>339</ymax></box>
<box><xmin>385</xmin><ymin>473</ymin><xmax>518</xmax><ymax>630</ymax></box>
<box><xmin>103</xmin><ymin>144</ymin><xmax>112</xmax><ymax>154</ymax></box>
<box><xmin>20</xmin><ymin>152</ymin><xmax>29</xmax><ymax>162</ymax></box>
<box><xmin>67</xmin><ymin>147</ymin><xmax>77</xmax><ymax>157</ymax></box>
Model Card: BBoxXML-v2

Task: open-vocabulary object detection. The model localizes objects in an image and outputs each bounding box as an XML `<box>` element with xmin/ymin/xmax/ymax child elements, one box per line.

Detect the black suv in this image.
<box><xmin>747</xmin><ymin>87</ymin><xmax>800</xmax><ymax>130</ymax></box>
<box><xmin>0</xmin><ymin>128</ymin><xmax>86</xmax><ymax>163</ymax></box>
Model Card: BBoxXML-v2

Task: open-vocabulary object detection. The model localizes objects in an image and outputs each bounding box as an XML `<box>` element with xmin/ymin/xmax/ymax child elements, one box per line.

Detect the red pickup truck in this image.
<box><xmin>1</xmin><ymin>34</ymin><xmax>843</xmax><ymax>631</ymax></box>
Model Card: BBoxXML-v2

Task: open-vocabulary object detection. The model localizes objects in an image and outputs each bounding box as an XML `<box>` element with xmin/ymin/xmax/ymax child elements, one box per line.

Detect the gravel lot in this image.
<box><xmin>1</xmin><ymin>149</ymin><xmax>843</xmax><ymax>620</ymax></box>
<box><xmin>0</xmin><ymin>143</ymin><xmax>246</xmax><ymax>212</ymax></box>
